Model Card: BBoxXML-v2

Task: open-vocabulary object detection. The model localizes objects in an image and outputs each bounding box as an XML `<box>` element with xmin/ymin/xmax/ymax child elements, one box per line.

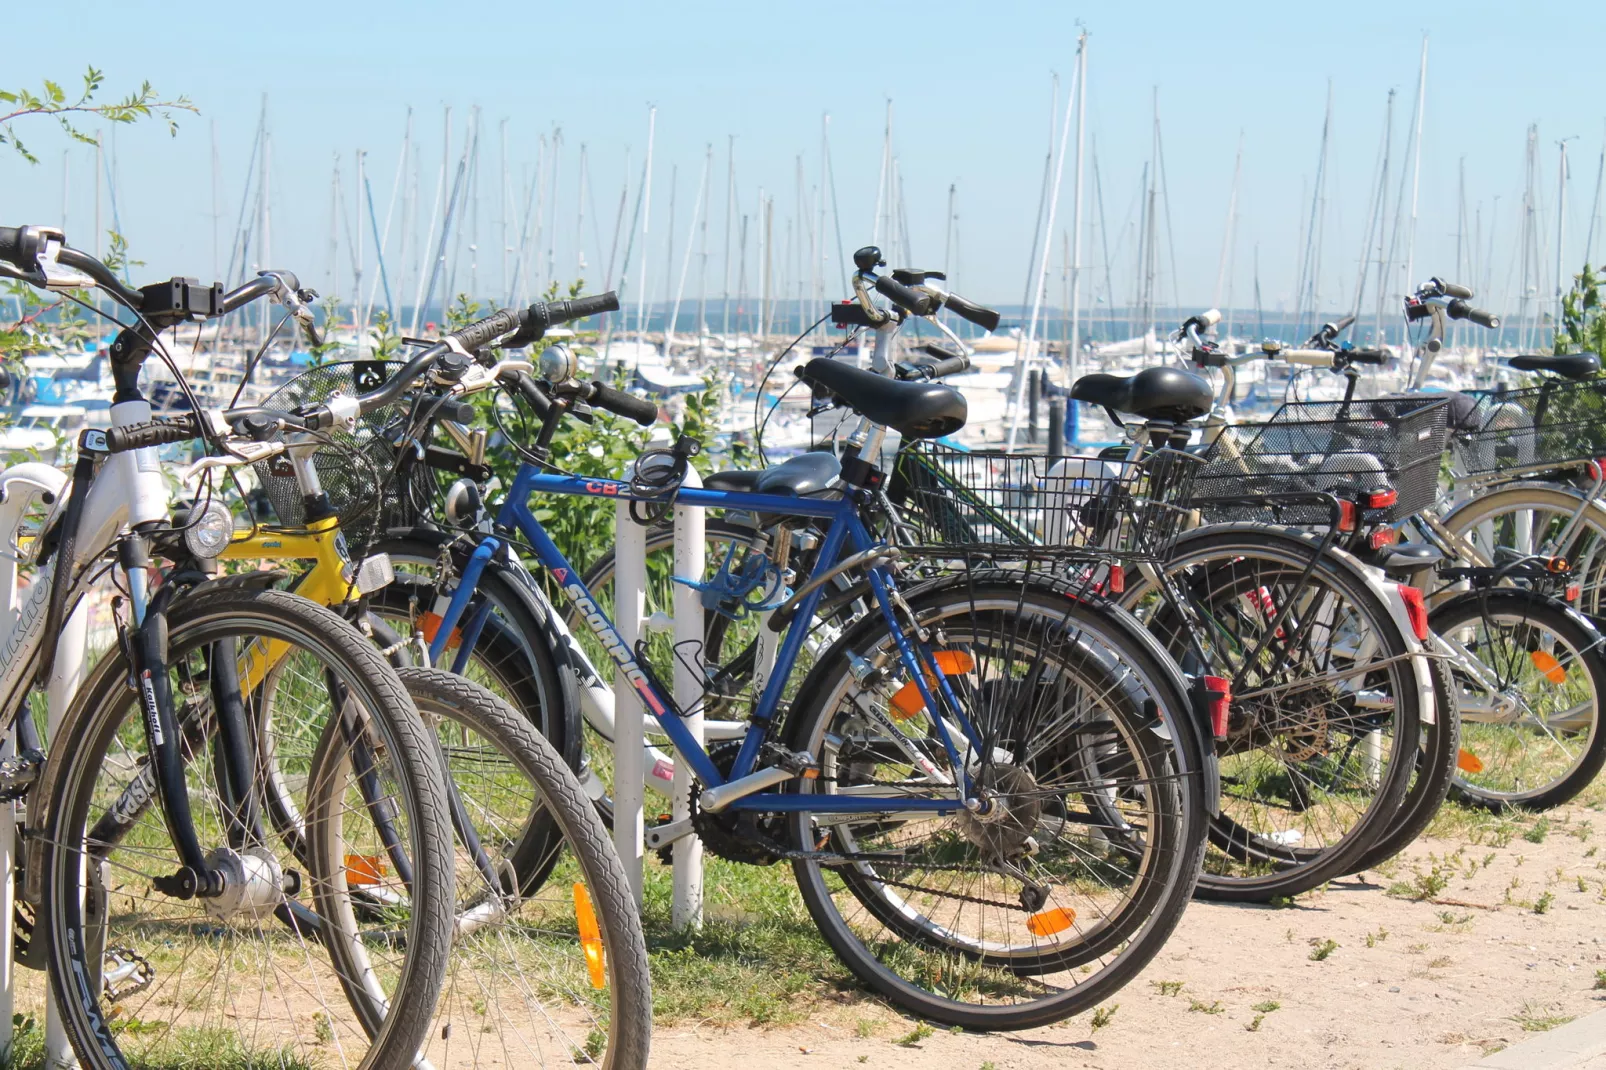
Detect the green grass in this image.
<box><xmin>1307</xmin><ymin>938</ymin><xmax>1339</xmax><ymax>962</ymax></box>
<box><xmin>1512</xmin><ymin>1001</ymin><xmax>1575</xmax><ymax>1033</ymax></box>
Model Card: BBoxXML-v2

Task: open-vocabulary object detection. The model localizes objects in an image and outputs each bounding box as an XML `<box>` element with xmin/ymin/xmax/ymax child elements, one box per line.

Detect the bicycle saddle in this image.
<box><xmin>798</xmin><ymin>358</ymin><xmax>967</xmax><ymax>439</ymax></box>
<box><xmin>1507</xmin><ymin>352</ymin><xmax>1600</xmax><ymax>380</ymax></box>
<box><xmin>705</xmin><ymin>451</ymin><xmax>841</xmax><ymax>496</ymax></box>
<box><xmin>1070</xmin><ymin>366</ymin><xmax>1213</xmax><ymax>423</ymax></box>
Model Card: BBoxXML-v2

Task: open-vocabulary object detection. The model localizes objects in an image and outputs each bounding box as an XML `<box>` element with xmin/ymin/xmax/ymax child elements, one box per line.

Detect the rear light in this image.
<box><xmin>1396</xmin><ymin>584</ymin><xmax>1430</xmax><ymax>641</ymax></box>
<box><xmin>1107</xmin><ymin>567</ymin><xmax>1125</xmax><ymax>594</ymax></box>
<box><xmin>1365</xmin><ymin>488</ymin><xmax>1398</xmax><ymax>509</ymax></box>
<box><xmin>1567</xmin><ymin>583</ymin><xmax>1582</xmax><ymax>602</ymax></box>
<box><xmin>1337</xmin><ymin>500</ymin><xmax>1358</xmax><ymax>532</ymax></box>
<box><xmin>1368</xmin><ymin>527</ymin><xmax>1398</xmax><ymax>549</ymax></box>
<box><xmin>1203</xmin><ymin>675</ymin><xmax>1232</xmax><ymax>738</ymax></box>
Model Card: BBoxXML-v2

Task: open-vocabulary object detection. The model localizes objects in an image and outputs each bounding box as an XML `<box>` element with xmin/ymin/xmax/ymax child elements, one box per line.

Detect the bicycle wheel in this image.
<box><xmin>1432</xmin><ymin>589</ymin><xmax>1606</xmax><ymax>810</ymax></box>
<box><xmin>782</xmin><ymin>573</ymin><xmax>1208</xmax><ymax>1029</ymax></box>
<box><xmin>394</xmin><ymin>668</ymin><xmax>651</xmax><ymax>1070</ymax></box>
<box><xmin>1122</xmin><ymin>526</ymin><xmax>1423</xmax><ymax>900</ymax></box>
<box><xmin>38</xmin><ymin>586</ymin><xmax>454</xmax><ymax>1070</ymax></box>
<box><xmin>1439</xmin><ymin>481</ymin><xmax>1606</xmax><ymax>617</ymax></box>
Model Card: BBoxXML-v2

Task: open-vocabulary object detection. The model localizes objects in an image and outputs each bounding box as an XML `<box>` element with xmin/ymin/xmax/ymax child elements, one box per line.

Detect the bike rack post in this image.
<box><xmin>670</xmin><ymin>468</ymin><xmax>704</xmax><ymax>929</ymax></box>
<box><xmin>613</xmin><ymin>495</ymin><xmax>647</xmax><ymax>907</ymax></box>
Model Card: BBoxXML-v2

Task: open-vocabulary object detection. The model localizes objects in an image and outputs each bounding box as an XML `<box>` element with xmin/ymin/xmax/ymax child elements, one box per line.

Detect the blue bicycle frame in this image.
<box><xmin>425</xmin><ymin>458</ymin><xmax>985</xmax><ymax>816</ymax></box>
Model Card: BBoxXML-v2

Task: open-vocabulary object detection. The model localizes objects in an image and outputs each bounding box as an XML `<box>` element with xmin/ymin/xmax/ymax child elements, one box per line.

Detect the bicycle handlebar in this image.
<box><xmin>1447</xmin><ymin>299</ymin><xmax>1500</xmax><ymax>329</ymax></box>
<box><xmin>104</xmin><ymin>413</ymin><xmax>206</xmax><ymax>453</ymax></box>
<box><xmin>873</xmin><ymin>275</ymin><xmax>937</xmax><ymax>316</ymax></box>
<box><xmin>941</xmin><ymin>291</ymin><xmax>1000</xmax><ymax>332</ymax></box>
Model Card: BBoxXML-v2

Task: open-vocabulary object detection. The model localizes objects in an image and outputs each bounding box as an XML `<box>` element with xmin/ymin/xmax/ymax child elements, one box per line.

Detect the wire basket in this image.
<box><xmin>890</xmin><ymin>444</ymin><xmax>1202</xmax><ymax>563</ymax></box>
<box><xmin>251</xmin><ymin>359</ymin><xmax>435</xmax><ymax>547</ymax></box>
<box><xmin>1451</xmin><ymin>379</ymin><xmax>1606</xmax><ymax>476</ymax></box>
<box><xmin>1192</xmin><ymin>395</ymin><xmax>1450</xmax><ymax>526</ymax></box>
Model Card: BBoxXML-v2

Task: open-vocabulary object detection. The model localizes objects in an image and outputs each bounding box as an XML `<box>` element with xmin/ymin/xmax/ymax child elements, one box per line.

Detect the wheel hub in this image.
<box><xmin>201</xmin><ymin>847</ymin><xmax>288</xmax><ymax>922</ymax></box>
<box><xmin>957</xmin><ymin>764</ymin><xmax>1042</xmax><ymax>858</ymax></box>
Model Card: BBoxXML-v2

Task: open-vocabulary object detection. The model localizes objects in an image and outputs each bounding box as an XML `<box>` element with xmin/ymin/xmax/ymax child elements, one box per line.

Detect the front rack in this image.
<box><xmin>890</xmin><ymin>444</ymin><xmax>1201</xmax><ymax>563</ymax></box>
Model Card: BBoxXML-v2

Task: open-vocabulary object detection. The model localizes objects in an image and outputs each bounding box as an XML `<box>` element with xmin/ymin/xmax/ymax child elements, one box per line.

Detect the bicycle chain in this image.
<box><xmin>742</xmin><ymin>814</ymin><xmax>1033</xmax><ymax>913</ymax></box>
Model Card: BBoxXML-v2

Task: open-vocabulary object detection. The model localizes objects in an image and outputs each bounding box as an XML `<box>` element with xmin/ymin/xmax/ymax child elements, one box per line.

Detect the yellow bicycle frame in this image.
<box><xmin>216</xmin><ymin>515</ymin><xmax>360</xmax><ymax>687</ymax></box>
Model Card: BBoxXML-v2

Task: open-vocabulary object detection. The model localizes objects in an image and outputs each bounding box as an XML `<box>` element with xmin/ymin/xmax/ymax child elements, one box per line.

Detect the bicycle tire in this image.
<box><xmin>782</xmin><ymin>574</ymin><xmax>1208</xmax><ymax>1030</ymax></box>
<box><xmin>1433</xmin><ymin>589</ymin><xmax>1606</xmax><ymax>811</ymax></box>
<box><xmin>393</xmin><ymin>667</ymin><xmax>652</xmax><ymax>1070</ymax></box>
<box><xmin>37</xmin><ymin>586</ymin><xmax>455</xmax><ymax>1070</ymax></box>
<box><xmin>1122</xmin><ymin>525</ymin><xmax>1423</xmax><ymax>901</ymax></box>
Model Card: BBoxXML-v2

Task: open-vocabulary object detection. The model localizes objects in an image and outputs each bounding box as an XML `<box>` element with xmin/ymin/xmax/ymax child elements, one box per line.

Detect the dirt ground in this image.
<box><xmin>650</xmin><ymin>802</ymin><xmax>1606</xmax><ymax>1070</ymax></box>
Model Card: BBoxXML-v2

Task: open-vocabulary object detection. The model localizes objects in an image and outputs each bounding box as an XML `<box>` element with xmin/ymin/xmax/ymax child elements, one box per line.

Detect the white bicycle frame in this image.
<box><xmin>0</xmin><ymin>397</ymin><xmax>173</xmax><ymax>1066</ymax></box>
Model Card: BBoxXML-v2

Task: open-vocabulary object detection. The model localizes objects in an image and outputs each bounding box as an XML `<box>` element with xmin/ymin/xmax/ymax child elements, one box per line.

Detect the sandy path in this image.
<box><xmin>652</xmin><ymin>806</ymin><xmax>1606</xmax><ymax>1069</ymax></box>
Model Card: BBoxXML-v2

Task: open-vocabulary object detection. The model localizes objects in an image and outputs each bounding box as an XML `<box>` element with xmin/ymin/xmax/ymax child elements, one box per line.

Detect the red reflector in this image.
<box><xmin>1369</xmin><ymin>527</ymin><xmax>1398</xmax><ymax>549</ymax></box>
<box><xmin>1397</xmin><ymin>584</ymin><xmax>1430</xmax><ymax>641</ymax></box>
<box><xmin>1366</xmin><ymin>488</ymin><xmax>1398</xmax><ymax>509</ymax></box>
<box><xmin>1203</xmin><ymin>675</ymin><xmax>1231</xmax><ymax>738</ymax></box>
<box><xmin>1567</xmin><ymin>583</ymin><xmax>1581</xmax><ymax>602</ymax></box>
<box><xmin>1337</xmin><ymin>500</ymin><xmax>1358</xmax><ymax>532</ymax></box>
<box><xmin>1108</xmin><ymin>567</ymin><xmax>1125</xmax><ymax>594</ymax></box>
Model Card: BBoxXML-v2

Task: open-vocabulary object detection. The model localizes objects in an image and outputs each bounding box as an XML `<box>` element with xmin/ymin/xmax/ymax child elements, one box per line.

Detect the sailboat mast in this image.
<box><xmin>722</xmin><ymin>135</ymin><xmax>735</xmax><ymax>338</ymax></box>
<box><xmin>1067</xmin><ymin>30</ymin><xmax>1088</xmax><ymax>390</ymax></box>
<box><xmin>697</xmin><ymin>143</ymin><xmax>711</xmax><ymax>354</ymax></box>
<box><xmin>1216</xmin><ymin>132</ymin><xmax>1244</xmax><ymax>350</ymax></box>
<box><xmin>1401</xmin><ymin>35</ymin><xmax>1428</xmax><ymax>312</ymax></box>
<box><xmin>1585</xmin><ymin>121</ymin><xmax>1606</xmax><ymax>267</ymax></box>
<box><xmin>1557</xmin><ymin>135</ymin><xmax>1575</xmax><ymax>323</ymax></box>
<box><xmin>635</xmin><ymin>105</ymin><xmax>656</xmax><ymax>348</ymax></box>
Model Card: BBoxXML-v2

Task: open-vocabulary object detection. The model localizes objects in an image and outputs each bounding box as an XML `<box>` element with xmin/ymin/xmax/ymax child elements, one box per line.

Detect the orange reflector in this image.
<box><xmin>1531</xmin><ymin>650</ymin><xmax>1567</xmax><ymax>684</ymax></box>
<box><xmin>889</xmin><ymin>652</ymin><xmax>976</xmax><ymax>720</ymax></box>
<box><xmin>1457</xmin><ymin>749</ymin><xmax>1485</xmax><ymax>774</ymax></box>
<box><xmin>573</xmin><ymin>883</ymin><xmax>607</xmax><ymax>989</ymax></box>
<box><xmin>1026</xmin><ymin>907</ymin><xmax>1076</xmax><ymax>937</ymax></box>
<box><xmin>418</xmin><ymin>612</ymin><xmax>462</xmax><ymax>649</ymax></box>
<box><xmin>345</xmin><ymin>854</ymin><xmax>387</xmax><ymax>887</ymax></box>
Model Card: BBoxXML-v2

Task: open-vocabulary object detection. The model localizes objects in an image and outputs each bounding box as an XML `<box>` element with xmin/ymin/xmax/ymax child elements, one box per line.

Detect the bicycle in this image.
<box><xmin>267</xmin><ymin>292</ymin><xmax>1215</xmax><ymax>1029</ymax></box>
<box><xmin>0</xmin><ymin>224</ymin><xmax>456</xmax><ymax>1070</ymax></box>
<box><xmin>111</xmin><ymin>282</ymin><xmax>658</xmax><ymax>1067</ymax></box>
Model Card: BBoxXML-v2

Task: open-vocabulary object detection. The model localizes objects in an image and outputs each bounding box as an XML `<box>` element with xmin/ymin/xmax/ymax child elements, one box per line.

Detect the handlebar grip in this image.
<box><xmin>1438</xmin><ymin>280</ymin><xmax>1474</xmax><ymax>299</ymax></box>
<box><xmin>546</xmin><ymin>291</ymin><xmax>621</xmax><ymax>325</ymax></box>
<box><xmin>1348</xmin><ymin>348</ymin><xmax>1389</xmax><ymax>366</ymax></box>
<box><xmin>0</xmin><ymin>227</ymin><xmax>22</xmax><ymax>268</ymax></box>
<box><xmin>105</xmin><ymin>414</ymin><xmax>202</xmax><ymax>453</ymax></box>
<box><xmin>941</xmin><ymin>291</ymin><xmax>1000</xmax><ymax>332</ymax></box>
<box><xmin>449</xmin><ymin>309</ymin><xmax>522</xmax><ymax>353</ymax></box>
<box><xmin>873</xmin><ymin>275</ymin><xmax>937</xmax><ymax>316</ymax></box>
<box><xmin>500</xmin><ymin>369</ymin><xmax>553</xmax><ymax>418</ymax></box>
<box><xmin>924</xmin><ymin>354</ymin><xmax>971</xmax><ymax>378</ymax></box>
<box><xmin>587</xmin><ymin>381</ymin><xmax>658</xmax><ymax>426</ymax></box>
<box><xmin>1447</xmin><ymin>299</ymin><xmax>1500</xmax><ymax>329</ymax></box>
<box><xmin>439</xmin><ymin>398</ymin><xmax>478</xmax><ymax>424</ymax></box>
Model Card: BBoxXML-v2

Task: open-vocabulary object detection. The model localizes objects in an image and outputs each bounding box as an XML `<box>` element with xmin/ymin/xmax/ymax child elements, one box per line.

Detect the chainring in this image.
<box><xmin>689</xmin><ymin>740</ymin><xmax>789</xmax><ymax>865</ymax></box>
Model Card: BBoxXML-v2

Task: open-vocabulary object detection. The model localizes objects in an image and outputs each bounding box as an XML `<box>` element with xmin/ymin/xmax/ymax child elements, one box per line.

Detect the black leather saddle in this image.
<box><xmin>798</xmin><ymin>358</ymin><xmax>967</xmax><ymax>439</ymax></box>
<box><xmin>705</xmin><ymin>451</ymin><xmax>841</xmax><ymax>496</ymax></box>
<box><xmin>1507</xmin><ymin>352</ymin><xmax>1600</xmax><ymax>380</ymax></box>
<box><xmin>1070</xmin><ymin>366</ymin><xmax>1214</xmax><ymax>423</ymax></box>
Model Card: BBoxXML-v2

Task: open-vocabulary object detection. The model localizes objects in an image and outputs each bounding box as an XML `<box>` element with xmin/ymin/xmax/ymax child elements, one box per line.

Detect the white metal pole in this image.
<box><xmin>670</xmin><ymin>468</ymin><xmax>705</xmax><ymax>929</ymax></box>
<box><xmin>613</xmin><ymin>497</ymin><xmax>647</xmax><ymax>907</ymax></box>
<box><xmin>1067</xmin><ymin>31</ymin><xmax>1088</xmax><ymax>439</ymax></box>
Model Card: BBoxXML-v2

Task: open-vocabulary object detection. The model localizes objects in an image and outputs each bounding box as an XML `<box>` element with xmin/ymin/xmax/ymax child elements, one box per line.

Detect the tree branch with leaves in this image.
<box><xmin>0</xmin><ymin>66</ymin><xmax>194</xmax><ymax>163</ymax></box>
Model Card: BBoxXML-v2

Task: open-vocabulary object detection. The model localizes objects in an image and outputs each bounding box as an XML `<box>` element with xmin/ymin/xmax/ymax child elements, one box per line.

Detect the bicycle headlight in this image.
<box><xmin>183</xmin><ymin>499</ymin><xmax>235</xmax><ymax>560</ymax></box>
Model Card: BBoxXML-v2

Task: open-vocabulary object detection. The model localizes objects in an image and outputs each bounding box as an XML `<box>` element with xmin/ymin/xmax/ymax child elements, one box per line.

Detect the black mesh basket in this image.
<box><xmin>892</xmin><ymin>444</ymin><xmax>1201</xmax><ymax>563</ymax></box>
<box><xmin>251</xmin><ymin>360</ymin><xmax>436</xmax><ymax>548</ymax></box>
<box><xmin>1191</xmin><ymin>395</ymin><xmax>1450</xmax><ymax>525</ymax></box>
<box><xmin>1451</xmin><ymin>379</ymin><xmax>1606</xmax><ymax>476</ymax></box>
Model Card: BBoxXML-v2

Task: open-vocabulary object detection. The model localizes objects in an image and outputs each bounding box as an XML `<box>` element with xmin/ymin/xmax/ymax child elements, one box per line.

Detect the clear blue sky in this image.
<box><xmin>4</xmin><ymin>0</ymin><xmax>1604</xmax><ymax>322</ymax></box>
